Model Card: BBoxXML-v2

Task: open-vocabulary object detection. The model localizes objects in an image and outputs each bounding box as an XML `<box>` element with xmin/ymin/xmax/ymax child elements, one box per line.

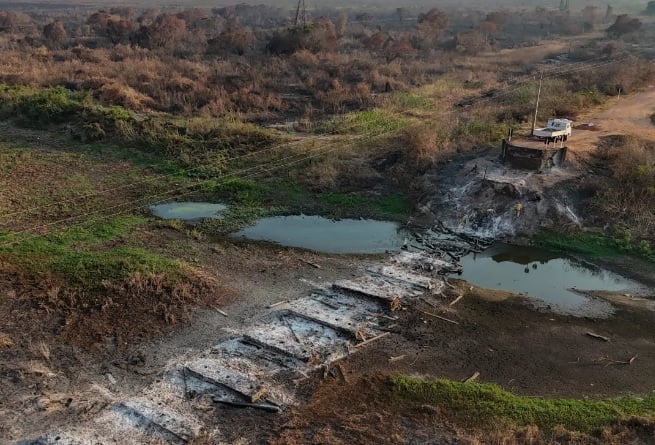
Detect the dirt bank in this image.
<box><xmin>421</xmin><ymin>86</ymin><xmax>655</xmax><ymax>240</ymax></box>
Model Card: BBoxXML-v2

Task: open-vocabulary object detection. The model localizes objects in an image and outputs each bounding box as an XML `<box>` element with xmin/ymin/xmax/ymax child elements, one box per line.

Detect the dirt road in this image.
<box><xmin>570</xmin><ymin>85</ymin><xmax>655</xmax><ymax>154</ymax></box>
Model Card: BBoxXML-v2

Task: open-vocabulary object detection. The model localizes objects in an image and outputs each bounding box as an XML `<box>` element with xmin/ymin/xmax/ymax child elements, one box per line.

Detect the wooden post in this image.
<box><xmin>531</xmin><ymin>73</ymin><xmax>543</xmax><ymax>136</ymax></box>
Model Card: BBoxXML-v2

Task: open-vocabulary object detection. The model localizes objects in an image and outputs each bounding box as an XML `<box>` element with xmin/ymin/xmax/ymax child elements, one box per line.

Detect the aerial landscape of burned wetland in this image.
<box><xmin>1</xmin><ymin>0</ymin><xmax>655</xmax><ymax>443</ymax></box>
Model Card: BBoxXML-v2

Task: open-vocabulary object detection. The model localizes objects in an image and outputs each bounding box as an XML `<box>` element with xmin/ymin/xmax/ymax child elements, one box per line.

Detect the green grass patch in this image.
<box><xmin>0</xmin><ymin>216</ymin><xmax>181</xmax><ymax>285</ymax></box>
<box><xmin>415</xmin><ymin>77</ymin><xmax>466</xmax><ymax>100</ymax></box>
<box><xmin>318</xmin><ymin>192</ymin><xmax>369</xmax><ymax>209</ymax></box>
<box><xmin>317</xmin><ymin>109</ymin><xmax>410</xmax><ymax>136</ymax></box>
<box><xmin>535</xmin><ymin>230</ymin><xmax>655</xmax><ymax>263</ymax></box>
<box><xmin>0</xmin><ymin>84</ymin><xmax>284</xmax><ymax>175</ymax></box>
<box><xmin>393</xmin><ymin>376</ymin><xmax>655</xmax><ymax>433</ymax></box>
<box><xmin>195</xmin><ymin>180</ymin><xmax>411</xmax><ymax>235</ymax></box>
<box><xmin>390</xmin><ymin>92</ymin><xmax>433</xmax><ymax>110</ymax></box>
<box><xmin>453</xmin><ymin>117</ymin><xmax>508</xmax><ymax>145</ymax></box>
<box><xmin>373</xmin><ymin>193</ymin><xmax>412</xmax><ymax>216</ymax></box>
<box><xmin>318</xmin><ymin>192</ymin><xmax>410</xmax><ymax>217</ymax></box>
<box><xmin>213</xmin><ymin>177</ymin><xmax>269</xmax><ymax>206</ymax></box>
<box><xmin>49</xmin><ymin>246</ymin><xmax>180</xmax><ymax>284</ymax></box>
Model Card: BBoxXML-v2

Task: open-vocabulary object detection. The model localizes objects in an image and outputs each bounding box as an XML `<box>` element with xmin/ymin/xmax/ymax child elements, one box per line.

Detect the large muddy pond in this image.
<box><xmin>455</xmin><ymin>244</ymin><xmax>645</xmax><ymax>317</ymax></box>
<box><xmin>232</xmin><ymin>215</ymin><xmax>409</xmax><ymax>254</ymax></box>
<box><xmin>150</xmin><ymin>202</ymin><xmax>227</xmax><ymax>220</ymax></box>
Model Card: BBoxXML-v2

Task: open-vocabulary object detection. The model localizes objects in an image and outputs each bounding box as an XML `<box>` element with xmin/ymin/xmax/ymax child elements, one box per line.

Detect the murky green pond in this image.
<box><xmin>455</xmin><ymin>244</ymin><xmax>644</xmax><ymax>317</ymax></box>
<box><xmin>233</xmin><ymin>215</ymin><xmax>409</xmax><ymax>254</ymax></box>
<box><xmin>150</xmin><ymin>202</ymin><xmax>227</xmax><ymax>220</ymax></box>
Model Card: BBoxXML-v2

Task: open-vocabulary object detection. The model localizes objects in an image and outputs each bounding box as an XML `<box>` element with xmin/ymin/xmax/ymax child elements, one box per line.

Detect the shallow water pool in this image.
<box><xmin>150</xmin><ymin>202</ymin><xmax>228</xmax><ymax>220</ymax></box>
<box><xmin>233</xmin><ymin>215</ymin><xmax>409</xmax><ymax>254</ymax></box>
<box><xmin>455</xmin><ymin>244</ymin><xmax>643</xmax><ymax>317</ymax></box>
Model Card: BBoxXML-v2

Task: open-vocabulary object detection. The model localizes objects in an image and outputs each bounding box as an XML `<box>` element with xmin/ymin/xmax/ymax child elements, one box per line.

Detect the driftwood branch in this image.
<box><xmin>283</xmin><ymin>317</ymin><xmax>302</xmax><ymax>344</ymax></box>
<box><xmin>450</xmin><ymin>294</ymin><xmax>464</xmax><ymax>306</ymax></box>
<box><xmin>463</xmin><ymin>371</ymin><xmax>480</xmax><ymax>383</ymax></box>
<box><xmin>212</xmin><ymin>398</ymin><xmax>280</xmax><ymax>413</ymax></box>
<box><xmin>442</xmin><ymin>278</ymin><xmax>456</xmax><ymax>290</ymax></box>
<box><xmin>586</xmin><ymin>332</ymin><xmax>610</xmax><ymax>342</ymax></box>
<box><xmin>604</xmin><ymin>355</ymin><xmax>638</xmax><ymax>366</ymax></box>
<box><xmin>298</xmin><ymin>258</ymin><xmax>321</xmax><ymax>269</ymax></box>
<box><xmin>418</xmin><ymin>309</ymin><xmax>459</xmax><ymax>325</ymax></box>
<box><xmin>214</xmin><ymin>307</ymin><xmax>228</xmax><ymax>317</ymax></box>
<box><xmin>354</xmin><ymin>332</ymin><xmax>391</xmax><ymax>348</ymax></box>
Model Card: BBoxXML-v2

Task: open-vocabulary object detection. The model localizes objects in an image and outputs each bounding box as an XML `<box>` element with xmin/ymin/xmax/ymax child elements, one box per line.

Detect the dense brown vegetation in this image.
<box><xmin>0</xmin><ymin>4</ymin><xmax>647</xmax><ymax>122</ymax></box>
<box><xmin>587</xmin><ymin>135</ymin><xmax>655</xmax><ymax>238</ymax></box>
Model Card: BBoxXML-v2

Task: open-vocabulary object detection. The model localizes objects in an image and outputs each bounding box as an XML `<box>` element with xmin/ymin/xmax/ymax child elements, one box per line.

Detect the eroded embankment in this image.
<box><xmin>421</xmin><ymin>148</ymin><xmax>583</xmax><ymax>240</ymax></box>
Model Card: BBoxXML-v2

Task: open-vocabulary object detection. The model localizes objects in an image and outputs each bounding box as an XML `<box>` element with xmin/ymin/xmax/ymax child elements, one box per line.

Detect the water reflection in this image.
<box><xmin>456</xmin><ymin>244</ymin><xmax>641</xmax><ymax>317</ymax></box>
<box><xmin>232</xmin><ymin>215</ymin><xmax>409</xmax><ymax>254</ymax></box>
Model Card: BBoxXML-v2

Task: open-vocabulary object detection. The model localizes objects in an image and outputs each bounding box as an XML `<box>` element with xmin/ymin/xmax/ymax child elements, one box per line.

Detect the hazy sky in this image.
<box><xmin>0</xmin><ymin>0</ymin><xmax>647</xmax><ymax>14</ymax></box>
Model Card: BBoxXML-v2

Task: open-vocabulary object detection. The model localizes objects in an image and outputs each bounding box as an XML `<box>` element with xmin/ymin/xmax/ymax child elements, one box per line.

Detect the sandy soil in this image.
<box><xmin>568</xmin><ymin>86</ymin><xmax>655</xmax><ymax>156</ymax></box>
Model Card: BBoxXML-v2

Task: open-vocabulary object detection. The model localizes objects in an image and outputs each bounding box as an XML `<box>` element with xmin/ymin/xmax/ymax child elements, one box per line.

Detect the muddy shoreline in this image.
<box><xmin>3</xmin><ymin>227</ymin><xmax>655</xmax><ymax>443</ymax></box>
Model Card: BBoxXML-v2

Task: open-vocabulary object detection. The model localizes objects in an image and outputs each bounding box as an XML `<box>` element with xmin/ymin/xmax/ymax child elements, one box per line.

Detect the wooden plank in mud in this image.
<box><xmin>244</xmin><ymin>311</ymin><xmax>349</xmax><ymax>364</ymax></box>
<box><xmin>184</xmin><ymin>357</ymin><xmax>267</xmax><ymax>403</ymax></box>
<box><xmin>287</xmin><ymin>292</ymin><xmax>384</xmax><ymax>337</ymax></box>
<box><xmin>333</xmin><ymin>274</ymin><xmax>424</xmax><ymax>303</ymax></box>
<box><xmin>114</xmin><ymin>398</ymin><xmax>203</xmax><ymax>444</ymax></box>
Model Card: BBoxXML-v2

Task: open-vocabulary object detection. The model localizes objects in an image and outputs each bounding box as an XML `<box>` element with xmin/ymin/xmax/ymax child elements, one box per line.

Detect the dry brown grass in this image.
<box><xmin>462</xmin><ymin>421</ymin><xmax>655</xmax><ymax>444</ymax></box>
<box><xmin>56</xmin><ymin>268</ymin><xmax>234</xmax><ymax>350</ymax></box>
<box><xmin>403</xmin><ymin>122</ymin><xmax>454</xmax><ymax>163</ymax></box>
<box><xmin>32</xmin><ymin>340</ymin><xmax>51</xmax><ymax>361</ymax></box>
<box><xmin>590</xmin><ymin>135</ymin><xmax>655</xmax><ymax>237</ymax></box>
<box><xmin>0</xmin><ymin>333</ymin><xmax>13</xmax><ymax>349</ymax></box>
<box><xmin>0</xmin><ymin>259</ymin><xmax>233</xmax><ymax>352</ymax></box>
<box><xmin>97</xmin><ymin>82</ymin><xmax>154</xmax><ymax>110</ymax></box>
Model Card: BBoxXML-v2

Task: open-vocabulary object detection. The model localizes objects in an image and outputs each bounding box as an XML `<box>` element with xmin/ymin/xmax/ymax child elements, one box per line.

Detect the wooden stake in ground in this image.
<box><xmin>355</xmin><ymin>324</ymin><xmax>368</xmax><ymax>342</ymax></box>
<box><xmin>267</xmin><ymin>300</ymin><xmax>289</xmax><ymax>309</ymax></box>
<box><xmin>389</xmin><ymin>354</ymin><xmax>406</xmax><ymax>363</ymax></box>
